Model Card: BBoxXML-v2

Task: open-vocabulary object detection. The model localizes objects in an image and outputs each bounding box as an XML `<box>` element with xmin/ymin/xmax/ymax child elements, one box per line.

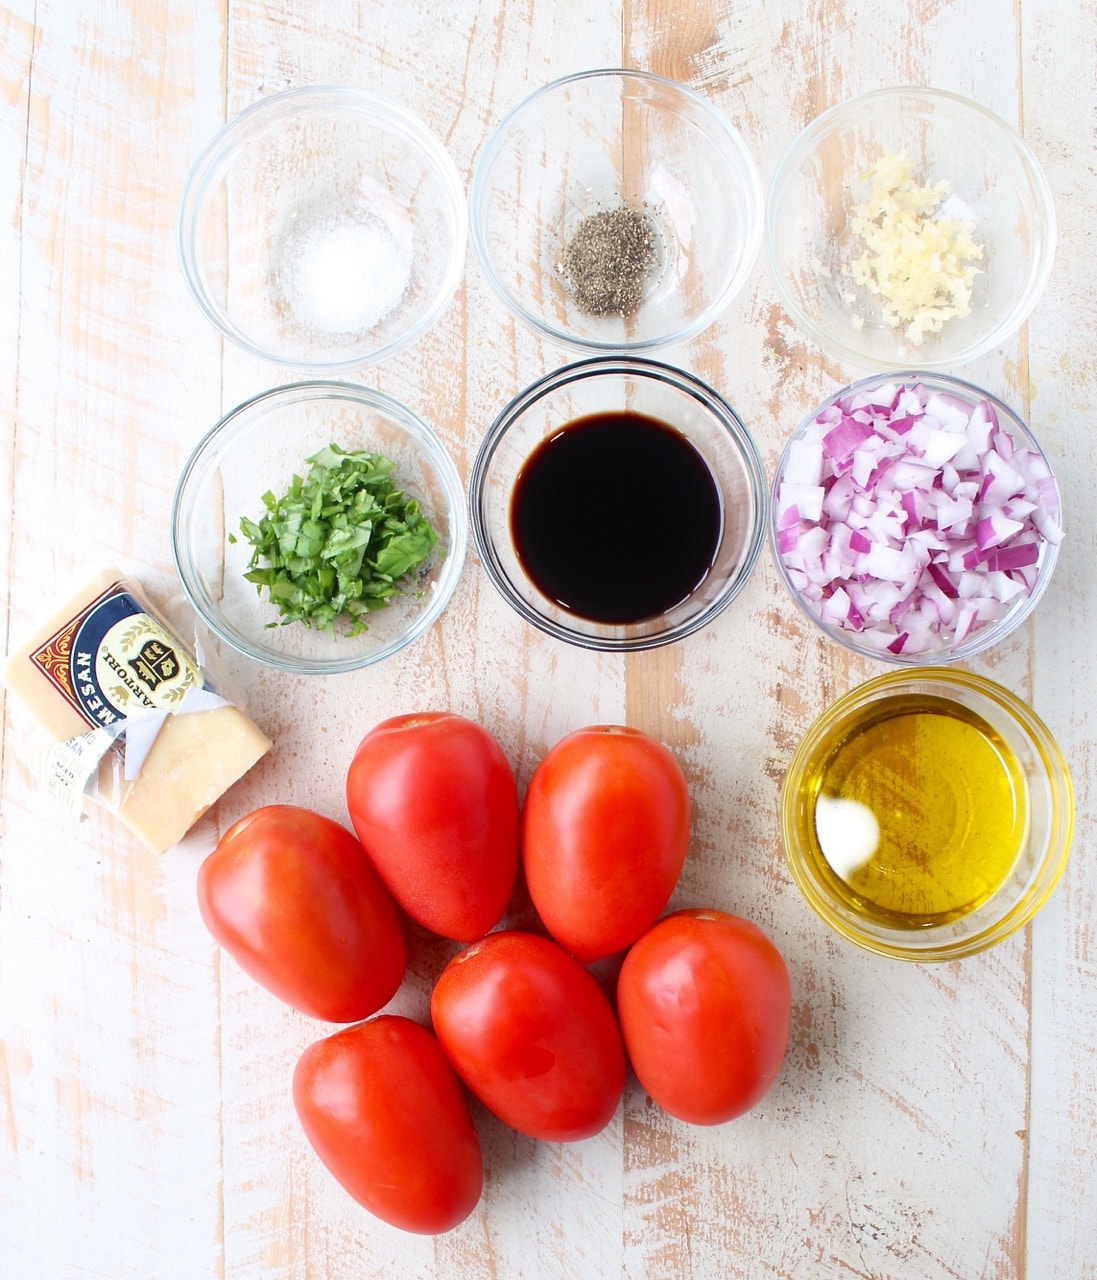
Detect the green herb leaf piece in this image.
<box><xmin>236</xmin><ymin>443</ymin><xmax>439</xmax><ymax>636</ymax></box>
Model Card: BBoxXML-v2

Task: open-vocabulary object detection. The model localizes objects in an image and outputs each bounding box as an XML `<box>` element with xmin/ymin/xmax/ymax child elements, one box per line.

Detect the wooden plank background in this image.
<box><xmin>1</xmin><ymin>0</ymin><xmax>1094</xmax><ymax>1276</ymax></box>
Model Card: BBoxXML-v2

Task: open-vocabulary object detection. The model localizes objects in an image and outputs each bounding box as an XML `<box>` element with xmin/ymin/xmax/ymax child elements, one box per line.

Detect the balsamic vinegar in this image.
<box><xmin>510</xmin><ymin>412</ymin><xmax>722</xmax><ymax>625</ymax></box>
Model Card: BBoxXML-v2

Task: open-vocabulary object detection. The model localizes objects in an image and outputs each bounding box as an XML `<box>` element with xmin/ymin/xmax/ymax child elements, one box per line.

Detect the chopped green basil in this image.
<box><xmin>232</xmin><ymin>443</ymin><xmax>438</xmax><ymax>636</ymax></box>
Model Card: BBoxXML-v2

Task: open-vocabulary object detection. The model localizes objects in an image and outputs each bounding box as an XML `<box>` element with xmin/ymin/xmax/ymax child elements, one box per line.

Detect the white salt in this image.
<box><xmin>281</xmin><ymin>213</ymin><xmax>412</xmax><ymax>334</ymax></box>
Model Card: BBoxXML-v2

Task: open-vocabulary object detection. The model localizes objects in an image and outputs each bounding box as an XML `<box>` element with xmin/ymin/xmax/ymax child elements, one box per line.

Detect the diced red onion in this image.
<box><xmin>926</xmin><ymin>561</ymin><xmax>959</xmax><ymax>599</ymax></box>
<box><xmin>823</xmin><ymin>415</ymin><xmax>875</xmax><ymax>461</ymax></box>
<box><xmin>975</xmin><ymin>513</ymin><xmax>1025</xmax><ymax>551</ymax></box>
<box><xmin>775</xmin><ymin>382</ymin><xmax>1063</xmax><ymax>655</ymax></box>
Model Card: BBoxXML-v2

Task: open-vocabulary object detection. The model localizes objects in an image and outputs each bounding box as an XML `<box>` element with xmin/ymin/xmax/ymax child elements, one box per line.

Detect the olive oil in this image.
<box><xmin>800</xmin><ymin>694</ymin><xmax>1028</xmax><ymax>928</ymax></box>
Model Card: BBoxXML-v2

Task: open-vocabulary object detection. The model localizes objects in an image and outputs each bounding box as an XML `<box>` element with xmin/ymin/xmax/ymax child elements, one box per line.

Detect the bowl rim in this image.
<box><xmin>768</xmin><ymin>368</ymin><xmax>1063</xmax><ymax>665</ymax></box>
<box><xmin>779</xmin><ymin>665</ymin><xmax>1075</xmax><ymax>961</ymax></box>
<box><xmin>177</xmin><ymin>85</ymin><xmax>469</xmax><ymax>371</ymax></box>
<box><xmin>764</xmin><ymin>84</ymin><xmax>1058</xmax><ymax>371</ymax></box>
<box><xmin>469</xmin><ymin>67</ymin><xmax>764</xmax><ymax>353</ymax></box>
<box><xmin>171</xmin><ymin>379</ymin><xmax>468</xmax><ymax>674</ymax></box>
<box><xmin>469</xmin><ymin>354</ymin><xmax>768</xmax><ymax>650</ymax></box>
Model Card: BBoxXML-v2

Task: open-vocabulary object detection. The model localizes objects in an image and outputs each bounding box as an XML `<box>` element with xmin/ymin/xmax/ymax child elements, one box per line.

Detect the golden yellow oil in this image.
<box><xmin>798</xmin><ymin>694</ymin><xmax>1029</xmax><ymax>929</ymax></box>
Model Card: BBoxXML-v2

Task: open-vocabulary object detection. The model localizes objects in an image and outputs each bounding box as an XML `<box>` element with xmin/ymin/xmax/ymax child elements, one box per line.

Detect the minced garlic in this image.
<box><xmin>847</xmin><ymin>151</ymin><xmax>983</xmax><ymax>345</ymax></box>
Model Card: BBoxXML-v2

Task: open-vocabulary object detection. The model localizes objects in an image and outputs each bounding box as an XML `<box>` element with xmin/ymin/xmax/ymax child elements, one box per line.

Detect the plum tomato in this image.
<box><xmin>196</xmin><ymin>805</ymin><xmax>406</xmax><ymax>1022</ymax></box>
<box><xmin>616</xmin><ymin>909</ymin><xmax>792</xmax><ymax>1125</ymax></box>
<box><xmin>346</xmin><ymin>712</ymin><xmax>519</xmax><ymax>942</ymax></box>
<box><xmin>521</xmin><ymin>725</ymin><xmax>690</xmax><ymax>962</ymax></box>
<box><xmin>430</xmin><ymin>930</ymin><xmax>626</xmax><ymax>1142</ymax></box>
<box><xmin>293</xmin><ymin>1016</ymin><xmax>483</xmax><ymax>1235</ymax></box>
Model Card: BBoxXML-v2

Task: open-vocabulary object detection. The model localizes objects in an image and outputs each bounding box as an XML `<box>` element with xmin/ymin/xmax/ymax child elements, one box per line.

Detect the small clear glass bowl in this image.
<box><xmin>470</xmin><ymin>357</ymin><xmax>766</xmax><ymax>650</ymax></box>
<box><xmin>780</xmin><ymin>668</ymin><xmax>1074</xmax><ymax>961</ymax></box>
<box><xmin>172</xmin><ymin>382</ymin><xmax>467</xmax><ymax>674</ymax></box>
<box><xmin>765</xmin><ymin>86</ymin><xmax>1056</xmax><ymax>370</ymax></box>
<box><xmin>469</xmin><ymin>69</ymin><xmax>763</xmax><ymax>352</ymax></box>
<box><xmin>769</xmin><ymin>370</ymin><xmax>1063</xmax><ymax>664</ymax></box>
<box><xmin>178</xmin><ymin>86</ymin><xmax>467</xmax><ymax>369</ymax></box>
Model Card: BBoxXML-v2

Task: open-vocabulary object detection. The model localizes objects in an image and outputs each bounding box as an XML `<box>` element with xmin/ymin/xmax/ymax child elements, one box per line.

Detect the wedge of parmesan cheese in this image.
<box><xmin>847</xmin><ymin>151</ymin><xmax>984</xmax><ymax>345</ymax></box>
<box><xmin>2</xmin><ymin>569</ymin><xmax>271</xmax><ymax>854</ymax></box>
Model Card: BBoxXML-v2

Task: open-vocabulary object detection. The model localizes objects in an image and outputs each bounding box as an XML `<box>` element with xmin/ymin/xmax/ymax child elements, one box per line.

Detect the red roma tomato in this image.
<box><xmin>430</xmin><ymin>930</ymin><xmax>626</xmax><ymax>1142</ymax></box>
<box><xmin>521</xmin><ymin>725</ymin><xmax>690</xmax><ymax>962</ymax></box>
<box><xmin>293</xmin><ymin>1016</ymin><xmax>483</xmax><ymax>1234</ymax></box>
<box><xmin>196</xmin><ymin>805</ymin><xmax>406</xmax><ymax>1022</ymax></box>
<box><xmin>616</xmin><ymin>909</ymin><xmax>791</xmax><ymax>1125</ymax></box>
<box><xmin>346</xmin><ymin>712</ymin><xmax>519</xmax><ymax>942</ymax></box>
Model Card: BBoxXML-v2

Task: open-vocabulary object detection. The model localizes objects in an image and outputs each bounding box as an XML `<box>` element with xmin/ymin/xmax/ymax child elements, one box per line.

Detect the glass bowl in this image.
<box><xmin>780</xmin><ymin>667</ymin><xmax>1074</xmax><ymax>961</ymax></box>
<box><xmin>470</xmin><ymin>357</ymin><xmax>766</xmax><ymax>650</ymax></box>
<box><xmin>178</xmin><ymin>86</ymin><xmax>467</xmax><ymax>369</ymax></box>
<box><xmin>469</xmin><ymin>69</ymin><xmax>763</xmax><ymax>352</ymax></box>
<box><xmin>769</xmin><ymin>370</ymin><xmax>1063</xmax><ymax>664</ymax></box>
<box><xmin>172</xmin><ymin>382</ymin><xmax>467</xmax><ymax>674</ymax></box>
<box><xmin>765</xmin><ymin>86</ymin><xmax>1056</xmax><ymax>370</ymax></box>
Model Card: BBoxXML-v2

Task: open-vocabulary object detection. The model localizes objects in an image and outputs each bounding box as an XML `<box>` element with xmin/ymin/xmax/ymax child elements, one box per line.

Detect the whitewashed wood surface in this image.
<box><xmin>2</xmin><ymin>1</ymin><xmax>1095</xmax><ymax>1277</ymax></box>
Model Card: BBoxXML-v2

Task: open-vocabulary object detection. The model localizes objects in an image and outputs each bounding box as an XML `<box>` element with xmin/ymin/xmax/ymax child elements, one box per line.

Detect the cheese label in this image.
<box><xmin>27</xmin><ymin>580</ymin><xmax>203</xmax><ymax>732</ymax></box>
<box><xmin>30</xmin><ymin>727</ymin><xmax>122</xmax><ymax>817</ymax></box>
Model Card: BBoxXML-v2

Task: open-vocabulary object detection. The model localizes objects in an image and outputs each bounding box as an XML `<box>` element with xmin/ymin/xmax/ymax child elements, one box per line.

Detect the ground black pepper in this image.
<box><xmin>559</xmin><ymin>205</ymin><xmax>657</xmax><ymax>318</ymax></box>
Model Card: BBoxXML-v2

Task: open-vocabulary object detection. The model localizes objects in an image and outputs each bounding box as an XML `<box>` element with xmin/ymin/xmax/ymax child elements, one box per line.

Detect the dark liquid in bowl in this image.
<box><xmin>510</xmin><ymin>412</ymin><xmax>722</xmax><ymax>624</ymax></box>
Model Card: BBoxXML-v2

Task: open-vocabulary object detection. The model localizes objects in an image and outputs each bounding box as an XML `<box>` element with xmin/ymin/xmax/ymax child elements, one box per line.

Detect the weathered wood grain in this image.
<box><xmin>1017</xmin><ymin>1</ymin><xmax>1097</xmax><ymax>1276</ymax></box>
<box><xmin>1</xmin><ymin>5</ymin><xmax>231</xmax><ymax>1279</ymax></box>
<box><xmin>2</xmin><ymin>0</ymin><xmax>1095</xmax><ymax>1277</ymax></box>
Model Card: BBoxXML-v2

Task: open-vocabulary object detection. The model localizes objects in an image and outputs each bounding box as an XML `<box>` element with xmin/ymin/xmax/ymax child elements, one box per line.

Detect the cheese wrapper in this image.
<box><xmin>1</xmin><ymin>568</ymin><xmax>272</xmax><ymax>854</ymax></box>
